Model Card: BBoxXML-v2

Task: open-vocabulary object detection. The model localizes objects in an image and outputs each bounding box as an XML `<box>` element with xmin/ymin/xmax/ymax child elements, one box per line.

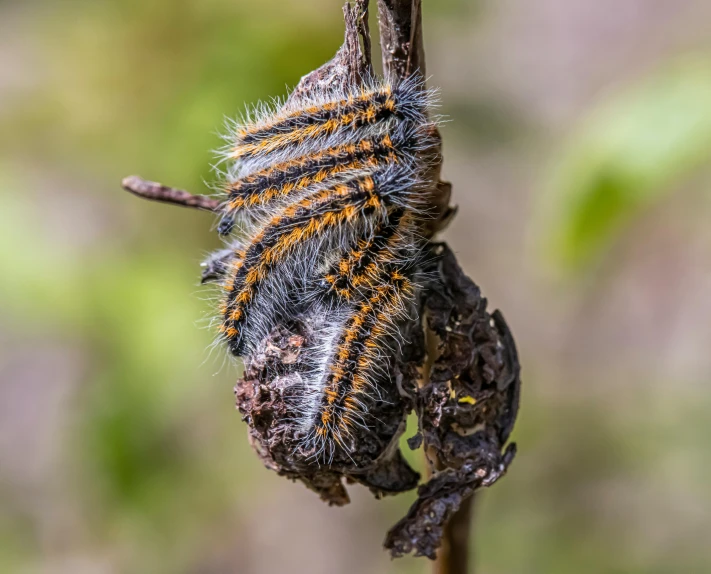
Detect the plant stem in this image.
<box><xmin>436</xmin><ymin>495</ymin><xmax>474</xmax><ymax>574</ymax></box>
<box><xmin>121</xmin><ymin>175</ymin><xmax>220</xmax><ymax>212</ymax></box>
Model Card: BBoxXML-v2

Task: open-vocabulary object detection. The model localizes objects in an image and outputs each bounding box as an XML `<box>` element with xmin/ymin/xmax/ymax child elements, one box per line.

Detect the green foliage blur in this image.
<box><xmin>544</xmin><ymin>57</ymin><xmax>711</xmax><ymax>272</ymax></box>
<box><xmin>1</xmin><ymin>1</ymin><xmax>710</xmax><ymax>573</ymax></box>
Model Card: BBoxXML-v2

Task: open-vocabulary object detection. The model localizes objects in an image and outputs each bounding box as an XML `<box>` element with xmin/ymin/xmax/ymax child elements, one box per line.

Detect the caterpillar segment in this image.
<box><xmin>233</xmin><ymin>86</ymin><xmax>396</xmax><ymax>157</ymax></box>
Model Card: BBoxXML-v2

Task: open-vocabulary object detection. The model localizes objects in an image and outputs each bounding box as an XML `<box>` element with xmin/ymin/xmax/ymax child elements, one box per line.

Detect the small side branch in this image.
<box><xmin>121</xmin><ymin>175</ymin><xmax>221</xmax><ymax>212</ymax></box>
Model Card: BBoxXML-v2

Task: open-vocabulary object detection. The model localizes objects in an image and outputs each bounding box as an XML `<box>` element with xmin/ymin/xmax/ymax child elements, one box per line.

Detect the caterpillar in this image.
<box><xmin>210</xmin><ymin>75</ymin><xmax>439</xmax><ymax>462</ymax></box>
<box><xmin>307</xmin><ymin>268</ymin><xmax>415</xmax><ymax>454</ymax></box>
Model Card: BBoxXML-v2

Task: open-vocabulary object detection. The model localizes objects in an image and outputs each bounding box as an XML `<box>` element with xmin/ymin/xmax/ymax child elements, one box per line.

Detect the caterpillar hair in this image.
<box><xmin>219</xmin><ymin>75</ymin><xmax>437</xmax><ymax>183</ymax></box>
<box><xmin>208</xmin><ymin>73</ymin><xmax>440</xmax><ymax>461</ymax></box>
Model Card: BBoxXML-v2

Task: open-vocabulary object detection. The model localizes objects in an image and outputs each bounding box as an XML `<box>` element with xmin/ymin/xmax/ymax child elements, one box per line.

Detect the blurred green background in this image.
<box><xmin>1</xmin><ymin>0</ymin><xmax>710</xmax><ymax>572</ymax></box>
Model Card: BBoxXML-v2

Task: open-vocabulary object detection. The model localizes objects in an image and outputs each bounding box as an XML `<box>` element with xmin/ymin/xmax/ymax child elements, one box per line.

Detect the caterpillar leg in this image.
<box><xmin>200</xmin><ymin>248</ymin><xmax>238</xmax><ymax>284</ymax></box>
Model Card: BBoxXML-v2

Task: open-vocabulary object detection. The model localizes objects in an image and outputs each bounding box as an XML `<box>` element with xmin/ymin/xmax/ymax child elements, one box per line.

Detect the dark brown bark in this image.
<box><xmin>377</xmin><ymin>0</ymin><xmax>425</xmax><ymax>80</ymax></box>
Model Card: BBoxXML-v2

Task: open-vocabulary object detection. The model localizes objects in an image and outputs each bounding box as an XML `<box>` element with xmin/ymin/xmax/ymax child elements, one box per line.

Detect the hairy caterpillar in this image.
<box><xmin>210</xmin><ymin>75</ymin><xmax>439</xmax><ymax>461</ymax></box>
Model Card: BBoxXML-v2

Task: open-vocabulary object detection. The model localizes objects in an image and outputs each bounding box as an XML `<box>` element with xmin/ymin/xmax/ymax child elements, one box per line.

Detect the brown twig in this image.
<box><xmin>376</xmin><ymin>0</ymin><xmax>452</xmax><ymax>238</ymax></box>
<box><xmin>121</xmin><ymin>175</ymin><xmax>221</xmax><ymax>212</ymax></box>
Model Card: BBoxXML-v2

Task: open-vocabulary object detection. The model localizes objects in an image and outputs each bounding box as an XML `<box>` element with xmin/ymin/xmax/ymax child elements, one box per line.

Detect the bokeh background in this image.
<box><xmin>2</xmin><ymin>0</ymin><xmax>711</xmax><ymax>572</ymax></box>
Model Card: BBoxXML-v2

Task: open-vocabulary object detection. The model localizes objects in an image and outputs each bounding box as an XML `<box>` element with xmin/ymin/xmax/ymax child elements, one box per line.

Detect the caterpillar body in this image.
<box><xmin>211</xmin><ymin>76</ymin><xmax>439</xmax><ymax>462</ymax></box>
